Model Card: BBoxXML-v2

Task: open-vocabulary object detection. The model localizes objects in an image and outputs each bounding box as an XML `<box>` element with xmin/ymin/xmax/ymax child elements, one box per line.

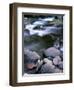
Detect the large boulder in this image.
<box><xmin>24</xmin><ymin>49</ymin><xmax>40</xmax><ymax>63</ymax></box>
<box><xmin>24</xmin><ymin>49</ymin><xmax>41</xmax><ymax>74</ymax></box>
<box><xmin>44</xmin><ymin>47</ymin><xmax>61</xmax><ymax>58</ymax></box>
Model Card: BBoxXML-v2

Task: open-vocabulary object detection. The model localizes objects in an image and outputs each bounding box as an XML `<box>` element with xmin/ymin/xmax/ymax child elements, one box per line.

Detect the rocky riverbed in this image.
<box><xmin>24</xmin><ymin>46</ymin><xmax>63</xmax><ymax>74</ymax></box>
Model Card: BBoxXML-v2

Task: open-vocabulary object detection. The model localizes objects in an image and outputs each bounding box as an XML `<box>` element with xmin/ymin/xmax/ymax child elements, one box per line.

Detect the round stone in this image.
<box><xmin>44</xmin><ymin>47</ymin><xmax>61</xmax><ymax>58</ymax></box>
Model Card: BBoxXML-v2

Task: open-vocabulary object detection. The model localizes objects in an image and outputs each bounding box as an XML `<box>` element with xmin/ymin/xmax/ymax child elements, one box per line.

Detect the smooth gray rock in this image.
<box><xmin>24</xmin><ymin>49</ymin><xmax>40</xmax><ymax>63</ymax></box>
<box><xmin>44</xmin><ymin>47</ymin><xmax>61</xmax><ymax>58</ymax></box>
<box><xmin>53</xmin><ymin>56</ymin><xmax>61</xmax><ymax>65</ymax></box>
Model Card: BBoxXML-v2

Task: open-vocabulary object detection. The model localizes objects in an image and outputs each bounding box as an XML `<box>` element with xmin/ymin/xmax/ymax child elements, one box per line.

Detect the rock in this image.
<box><xmin>53</xmin><ymin>56</ymin><xmax>61</xmax><ymax>65</ymax></box>
<box><xmin>36</xmin><ymin>60</ymin><xmax>44</xmax><ymax>70</ymax></box>
<box><xmin>58</xmin><ymin>61</ymin><xmax>63</xmax><ymax>69</ymax></box>
<box><xmin>24</xmin><ymin>49</ymin><xmax>41</xmax><ymax>74</ymax></box>
<box><xmin>24</xmin><ymin>49</ymin><xmax>40</xmax><ymax>65</ymax></box>
<box><xmin>43</xmin><ymin>58</ymin><xmax>53</xmax><ymax>65</ymax></box>
<box><xmin>44</xmin><ymin>47</ymin><xmax>61</xmax><ymax>58</ymax></box>
<box><xmin>54</xmin><ymin>68</ymin><xmax>62</xmax><ymax>73</ymax></box>
<box><xmin>40</xmin><ymin>63</ymin><xmax>55</xmax><ymax>73</ymax></box>
<box><xmin>39</xmin><ymin>58</ymin><xmax>55</xmax><ymax>73</ymax></box>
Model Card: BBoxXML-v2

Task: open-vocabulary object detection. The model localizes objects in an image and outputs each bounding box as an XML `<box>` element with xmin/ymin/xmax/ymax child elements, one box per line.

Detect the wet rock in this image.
<box><xmin>44</xmin><ymin>47</ymin><xmax>61</xmax><ymax>58</ymax></box>
<box><xmin>53</xmin><ymin>56</ymin><xmax>61</xmax><ymax>65</ymax></box>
